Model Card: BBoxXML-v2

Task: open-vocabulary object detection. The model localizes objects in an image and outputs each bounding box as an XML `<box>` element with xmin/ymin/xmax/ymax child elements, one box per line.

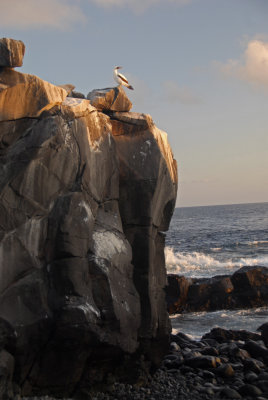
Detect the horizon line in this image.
<box><xmin>176</xmin><ymin>200</ymin><xmax>268</xmax><ymax>209</ymax></box>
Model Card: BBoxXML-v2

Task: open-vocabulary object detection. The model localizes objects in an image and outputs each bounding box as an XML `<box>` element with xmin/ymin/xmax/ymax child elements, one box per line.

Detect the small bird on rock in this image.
<box><xmin>113</xmin><ymin>66</ymin><xmax>134</xmax><ymax>90</ymax></box>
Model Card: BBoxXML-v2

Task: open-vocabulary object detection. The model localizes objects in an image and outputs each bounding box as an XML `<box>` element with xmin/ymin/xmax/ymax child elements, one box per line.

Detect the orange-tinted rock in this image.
<box><xmin>167</xmin><ymin>275</ymin><xmax>192</xmax><ymax>313</ymax></box>
<box><xmin>87</xmin><ymin>86</ymin><xmax>132</xmax><ymax>112</ymax></box>
<box><xmin>0</xmin><ymin>68</ymin><xmax>67</xmax><ymax>121</ymax></box>
<box><xmin>58</xmin><ymin>83</ymin><xmax>75</xmax><ymax>95</ymax></box>
<box><xmin>0</xmin><ymin>38</ymin><xmax>25</xmax><ymax>68</ymax></box>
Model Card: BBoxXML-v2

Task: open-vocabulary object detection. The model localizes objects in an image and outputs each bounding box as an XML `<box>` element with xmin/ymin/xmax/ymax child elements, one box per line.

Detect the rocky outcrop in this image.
<box><xmin>87</xmin><ymin>86</ymin><xmax>132</xmax><ymax>112</ymax></box>
<box><xmin>0</xmin><ymin>38</ymin><xmax>177</xmax><ymax>398</ymax></box>
<box><xmin>0</xmin><ymin>38</ymin><xmax>25</xmax><ymax>68</ymax></box>
<box><xmin>167</xmin><ymin>266</ymin><xmax>268</xmax><ymax>314</ymax></box>
<box><xmin>110</xmin><ymin>110</ymin><xmax>177</xmax><ymax>363</ymax></box>
<box><xmin>0</xmin><ymin>68</ymin><xmax>67</xmax><ymax>121</ymax></box>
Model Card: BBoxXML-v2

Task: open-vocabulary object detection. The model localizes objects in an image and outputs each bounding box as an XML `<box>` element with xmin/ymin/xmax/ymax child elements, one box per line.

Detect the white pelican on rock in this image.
<box><xmin>113</xmin><ymin>66</ymin><xmax>134</xmax><ymax>90</ymax></box>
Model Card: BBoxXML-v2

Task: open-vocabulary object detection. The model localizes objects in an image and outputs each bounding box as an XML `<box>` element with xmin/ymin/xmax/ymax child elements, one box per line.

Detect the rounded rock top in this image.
<box><xmin>0</xmin><ymin>38</ymin><xmax>25</xmax><ymax>67</ymax></box>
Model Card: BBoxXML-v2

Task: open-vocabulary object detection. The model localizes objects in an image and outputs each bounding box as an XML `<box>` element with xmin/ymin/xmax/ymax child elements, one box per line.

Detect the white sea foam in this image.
<box><xmin>171</xmin><ymin>306</ymin><xmax>268</xmax><ymax>339</ymax></box>
<box><xmin>248</xmin><ymin>240</ymin><xmax>268</xmax><ymax>245</ymax></box>
<box><xmin>165</xmin><ymin>246</ymin><xmax>268</xmax><ymax>278</ymax></box>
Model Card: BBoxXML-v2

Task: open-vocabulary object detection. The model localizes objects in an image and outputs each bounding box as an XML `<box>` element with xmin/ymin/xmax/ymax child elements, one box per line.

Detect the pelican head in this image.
<box><xmin>115</xmin><ymin>66</ymin><xmax>122</xmax><ymax>70</ymax></box>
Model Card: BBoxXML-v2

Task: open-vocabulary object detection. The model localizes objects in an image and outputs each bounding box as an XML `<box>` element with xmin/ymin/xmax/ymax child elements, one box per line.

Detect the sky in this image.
<box><xmin>1</xmin><ymin>0</ymin><xmax>268</xmax><ymax>207</ymax></box>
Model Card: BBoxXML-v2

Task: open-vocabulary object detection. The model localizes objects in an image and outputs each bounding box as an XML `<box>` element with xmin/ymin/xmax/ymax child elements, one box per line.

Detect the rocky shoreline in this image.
<box><xmin>21</xmin><ymin>324</ymin><xmax>268</xmax><ymax>400</ymax></box>
<box><xmin>2</xmin><ymin>37</ymin><xmax>268</xmax><ymax>400</ymax></box>
<box><xmin>166</xmin><ymin>266</ymin><xmax>268</xmax><ymax>314</ymax></box>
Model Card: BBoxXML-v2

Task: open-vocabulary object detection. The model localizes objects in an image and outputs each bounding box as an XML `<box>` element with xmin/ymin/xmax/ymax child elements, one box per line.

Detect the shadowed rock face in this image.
<box><xmin>110</xmin><ymin>111</ymin><xmax>178</xmax><ymax>362</ymax></box>
<box><xmin>0</xmin><ymin>38</ymin><xmax>178</xmax><ymax>398</ymax></box>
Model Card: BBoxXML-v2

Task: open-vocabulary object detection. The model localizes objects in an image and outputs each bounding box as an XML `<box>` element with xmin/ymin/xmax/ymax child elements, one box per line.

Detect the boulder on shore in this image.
<box><xmin>167</xmin><ymin>266</ymin><xmax>268</xmax><ymax>313</ymax></box>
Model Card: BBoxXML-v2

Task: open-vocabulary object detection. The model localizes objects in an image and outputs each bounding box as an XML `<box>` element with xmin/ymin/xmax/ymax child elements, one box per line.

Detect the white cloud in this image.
<box><xmin>217</xmin><ymin>39</ymin><xmax>268</xmax><ymax>88</ymax></box>
<box><xmin>162</xmin><ymin>80</ymin><xmax>202</xmax><ymax>105</ymax></box>
<box><xmin>90</xmin><ymin>0</ymin><xmax>193</xmax><ymax>13</ymax></box>
<box><xmin>0</xmin><ymin>0</ymin><xmax>86</xmax><ymax>30</ymax></box>
<box><xmin>0</xmin><ymin>0</ymin><xmax>193</xmax><ymax>29</ymax></box>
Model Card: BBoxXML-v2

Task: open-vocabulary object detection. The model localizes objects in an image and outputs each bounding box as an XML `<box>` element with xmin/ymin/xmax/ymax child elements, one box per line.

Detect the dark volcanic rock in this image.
<box><xmin>231</xmin><ymin>265</ymin><xmax>268</xmax><ymax>307</ymax></box>
<box><xmin>0</xmin><ymin>350</ymin><xmax>15</xmax><ymax>399</ymax></box>
<box><xmin>166</xmin><ymin>275</ymin><xmax>192</xmax><ymax>314</ymax></box>
<box><xmin>167</xmin><ymin>266</ymin><xmax>268</xmax><ymax>313</ymax></box>
<box><xmin>258</xmin><ymin>322</ymin><xmax>268</xmax><ymax>347</ymax></box>
<box><xmin>202</xmin><ymin>327</ymin><xmax>261</xmax><ymax>343</ymax></box>
<box><xmin>221</xmin><ymin>387</ymin><xmax>242</xmax><ymax>399</ymax></box>
<box><xmin>238</xmin><ymin>383</ymin><xmax>262</xmax><ymax>397</ymax></box>
<box><xmin>184</xmin><ymin>355</ymin><xmax>220</xmax><ymax>369</ymax></box>
<box><xmin>0</xmin><ymin>41</ymin><xmax>178</xmax><ymax>398</ymax></box>
<box><xmin>110</xmin><ymin>110</ymin><xmax>178</xmax><ymax>363</ymax></box>
<box><xmin>244</xmin><ymin>340</ymin><xmax>268</xmax><ymax>359</ymax></box>
<box><xmin>186</xmin><ymin>275</ymin><xmax>234</xmax><ymax>312</ymax></box>
<box><xmin>0</xmin><ymin>318</ymin><xmax>17</xmax><ymax>354</ymax></box>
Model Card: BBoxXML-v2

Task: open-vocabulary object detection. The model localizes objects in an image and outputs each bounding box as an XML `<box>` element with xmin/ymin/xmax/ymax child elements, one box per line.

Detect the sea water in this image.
<box><xmin>165</xmin><ymin>202</ymin><xmax>268</xmax><ymax>340</ymax></box>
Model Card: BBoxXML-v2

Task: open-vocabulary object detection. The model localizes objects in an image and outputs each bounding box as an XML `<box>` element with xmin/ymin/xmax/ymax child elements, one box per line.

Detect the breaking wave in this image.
<box><xmin>164</xmin><ymin>247</ymin><xmax>268</xmax><ymax>278</ymax></box>
<box><xmin>170</xmin><ymin>307</ymin><xmax>268</xmax><ymax>339</ymax></box>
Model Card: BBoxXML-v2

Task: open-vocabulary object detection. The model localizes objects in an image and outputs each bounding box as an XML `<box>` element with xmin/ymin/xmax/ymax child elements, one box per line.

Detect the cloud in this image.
<box><xmin>162</xmin><ymin>80</ymin><xmax>202</xmax><ymax>105</ymax></box>
<box><xmin>217</xmin><ymin>39</ymin><xmax>268</xmax><ymax>88</ymax></box>
<box><xmin>0</xmin><ymin>0</ymin><xmax>193</xmax><ymax>29</ymax></box>
<box><xmin>90</xmin><ymin>0</ymin><xmax>193</xmax><ymax>13</ymax></box>
<box><xmin>0</xmin><ymin>0</ymin><xmax>86</xmax><ymax>30</ymax></box>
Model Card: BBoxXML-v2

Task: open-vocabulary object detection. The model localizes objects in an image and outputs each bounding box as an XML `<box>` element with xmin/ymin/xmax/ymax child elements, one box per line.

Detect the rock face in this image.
<box><xmin>0</xmin><ymin>38</ymin><xmax>25</xmax><ymax>67</ymax></box>
<box><xmin>0</xmin><ymin>68</ymin><xmax>67</xmax><ymax>121</ymax></box>
<box><xmin>110</xmin><ymin>111</ymin><xmax>178</xmax><ymax>363</ymax></box>
<box><xmin>167</xmin><ymin>266</ymin><xmax>268</xmax><ymax>314</ymax></box>
<box><xmin>0</xmin><ymin>39</ymin><xmax>177</xmax><ymax>398</ymax></box>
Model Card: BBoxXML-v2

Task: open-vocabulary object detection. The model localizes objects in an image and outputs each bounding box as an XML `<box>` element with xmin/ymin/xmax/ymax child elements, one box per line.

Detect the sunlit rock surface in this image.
<box><xmin>87</xmin><ymin>85</ymin><xmax>132</xmax><ymax>112</ymax></box>
<box><xmin>0</xmin><ymin>38</ymin><xmax>178</xmax><ymax>398</ymax></box>
<box><xmin>0</xmin><ymin>68</ymin><xmax>67</xmax><ymax>121</ymax></box>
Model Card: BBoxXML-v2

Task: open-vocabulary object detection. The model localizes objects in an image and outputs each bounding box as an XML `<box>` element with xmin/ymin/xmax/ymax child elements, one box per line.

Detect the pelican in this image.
<box><xmin>113</xmin><ymin>66</ymin><xmax>134</xmax><ymax>90</ymax></box>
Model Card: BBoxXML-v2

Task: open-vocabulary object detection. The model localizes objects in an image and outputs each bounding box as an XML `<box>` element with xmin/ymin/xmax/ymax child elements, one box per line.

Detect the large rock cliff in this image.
<box><xmin>0</xmin><ymin>39</ymin><xmax>178</xmax><ymax>398</ymax></box>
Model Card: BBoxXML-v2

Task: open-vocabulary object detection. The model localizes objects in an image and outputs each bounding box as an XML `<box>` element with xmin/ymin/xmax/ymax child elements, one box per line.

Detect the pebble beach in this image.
<box><xmin>22</xmin><ymin>326</ymin><xmax>268</xmax><ymax>400</ymax></box>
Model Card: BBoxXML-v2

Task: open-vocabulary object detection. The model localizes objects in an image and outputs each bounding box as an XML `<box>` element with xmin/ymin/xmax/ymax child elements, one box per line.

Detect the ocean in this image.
<box><xmin>165</xmin><ymin>202</ymin><xmax>268</xmax><ymax>340</ymax></box>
